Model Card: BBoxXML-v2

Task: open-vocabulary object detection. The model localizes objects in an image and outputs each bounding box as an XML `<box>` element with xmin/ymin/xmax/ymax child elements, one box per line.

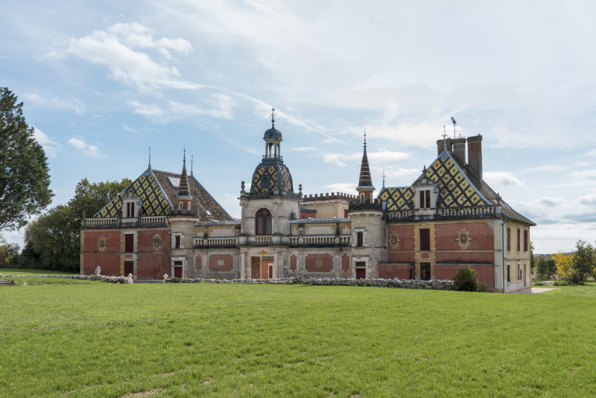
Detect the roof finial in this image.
<box><xmin>271</xmin><ymin>107</ymin><xmax>276</xmax><ymax>128</ymax></box>
<box><xmin>148</xmin><ymin>147</ymin><xmax>151</xmax><ymax>169</ymax></box>
<box><xmin>382</xmin><ymin>169</ymin><xmax>386</xmax><ymax>188</ymax></box>
<box><xmin>183</xmin><ymin>146</ymin><xmax>186</xmax><ymax>171</ymax></box>
<box><xmin>364</xmin><ymin>128</ymin><xmax>367</xmax><ymax>148</ymax></box>
<box><xmin>451</xmin><ymin>117</ymin><xmax>457</xmax><ymax>139</ymax></box>
<box><xmin>190</xmin><ymin>155</ymin><xmax>194</xmax><ymax>176</ymax></box>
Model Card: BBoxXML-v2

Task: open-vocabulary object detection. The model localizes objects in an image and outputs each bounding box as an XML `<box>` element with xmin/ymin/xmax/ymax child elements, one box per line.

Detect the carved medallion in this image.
<box><xmin>98</xmin><ymin>236</ymin><xmax>107</xmax><ymax>252</ymax></box>
<box><xmin>153</xmin><ymin>234</ymin><xmax>163</xmax><ymax>251</ymax></box>
<box><xmin>389</xmin><ymin>231</ymin><xmax>401</xmax><ymax>249</ymax></box>
<box><xmin>456</xmin><ymin>229</ymin><xmax>472</xmax><ymax>249</ymax></box>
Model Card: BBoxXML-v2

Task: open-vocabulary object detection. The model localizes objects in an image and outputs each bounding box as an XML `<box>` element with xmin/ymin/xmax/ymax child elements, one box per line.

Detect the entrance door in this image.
<box><xmin>174</xmin><ymin>267</ymin><xmax>182</xmax><ymax>278</ymax></box>
<box><xmin>124</xmin><ymin>261</ymin><xmax>134</xmax><ymax>277</ymax></box>
<box><xmin>421</xmin><ymin>263</ymin><xmax>431</xmax><ymax>280</ymax></box>
<box><xmin>356</xmin><ymin>268</ymin><xmax>366</xmax><ymax>279</ymax></box>
<box><xmin>261</xmin><ymin>258</ymin><xmax>273</xmax><ymax>279</ymax></box>
<box><xmin>251</xmin><ymin>257</ymin><xmax>260</xmax><ymax>279</ymax></box>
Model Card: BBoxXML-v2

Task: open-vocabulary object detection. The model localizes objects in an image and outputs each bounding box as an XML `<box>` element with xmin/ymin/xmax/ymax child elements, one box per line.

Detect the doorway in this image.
<box><xmin>251</xmin><ymin>257</ymin><xmax>260</xmax><ymax>279</ymax></box>
<box><xmin>261</xmin><ymin>258</ymin><xmax>273</xmax><ymax>279</ymax></box>
<box><xmin>355</xmin><ymin>262</ymin><xmax>366</xmax><ymax>279</ymax></box>
<box><xmin>420</xmin><ymin>263</ymin><xmax>431</xmax><ymax>281</ymax></box>
<box><xmin>124</xmin><ymin>261</ymin><xmax>134</xmax><ymax>277</ymax></box>
<box><xmin>173</xmin><ymin>260</ymin><xmax>182</xmax><ymax>278</ymax></box>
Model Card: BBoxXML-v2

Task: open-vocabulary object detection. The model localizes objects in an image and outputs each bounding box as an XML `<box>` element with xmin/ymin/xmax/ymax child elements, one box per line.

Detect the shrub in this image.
<box><xmin>554</xmin><ymin>279</ymin><xmax>571</xmax><ymax>286</ymax></box>
<box><xmin>453</xmin><ymin>266</ymin><xmax>479</xmax><ymax>292</ymax></box>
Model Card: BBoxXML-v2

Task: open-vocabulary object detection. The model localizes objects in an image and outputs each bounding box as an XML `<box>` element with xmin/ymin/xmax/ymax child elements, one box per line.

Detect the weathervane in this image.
<box><xmin>382</xmin><ymin>169</ymin><xmax>386</xmax><ymax>188</ymax></box>
<box><xmin>442</xmin><ymin>125</ymin><xmax>449</xmax><ymax>146</ymax></box>
<box><xmin>191</xmin><ymin>155</ymin><xmax>194</xmax><ymax>176</ymax></box>
<box><xmin>271</xmin><ymin>107</ymin><xmax>276</xmax><ymax>128</ymax></box>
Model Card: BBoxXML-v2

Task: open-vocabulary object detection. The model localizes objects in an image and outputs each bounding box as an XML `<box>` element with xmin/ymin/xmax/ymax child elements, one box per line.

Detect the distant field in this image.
<box><xmin>1</xmin><ymin>281</ymin><xmax>595</xmax><ymax>397</ymax></box>
<box><xmin>0</xmin><ymin>268</ymin><xmax>78</xmax><ymax>275</ymax></box>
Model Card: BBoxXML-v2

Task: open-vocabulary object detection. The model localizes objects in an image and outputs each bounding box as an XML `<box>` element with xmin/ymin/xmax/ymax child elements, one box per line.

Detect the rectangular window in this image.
<box><xmin>517</xmin><ymin>228</ymin><xmax>521</xmax><ymax>252</ymax></box>
<box><xmin>175</xmin><ymin>235</ymin><xmax>181</xmax><ymax>249</ymax></box>
<box><xmin>517</xmin><ymin>264</ymin><xmax>521</xmax><ymax>281</ymax></box>
<box><xmin>420</xmin><ymin>229</ymin><xmax>430</xmax><ymax>251</ymax></box>
<box><xmin>524</xmin><ymin>230</ymin><xmax>528</xmax><ymax>252</ymax></box>
<box><xmin>357</xmin><ymin>232</ymin><xmax>363</xmax><ymax>247</ymax></box>
<box><xmin>125</xmin><ymin>234</ymin><xmax>134</xmax><ymax>253</ymax></box>
<box><xmin>421</xmin><ymin>263</ymin><xmax>431</xmax><ymax>280</ymax></box>
<box><xmin>507</xmin><ymin>264</ymin><xmax>511</xmax><ymax>283</ymax></box>
<box><xmin>507</xmin><ymin>227</ymin><xmax>511</xmax><ymax>252</ymax></box>
<box><xmin>419</xmin><ymin>190</ymin><xmax>431</xmax><ymax>209</ymax></box>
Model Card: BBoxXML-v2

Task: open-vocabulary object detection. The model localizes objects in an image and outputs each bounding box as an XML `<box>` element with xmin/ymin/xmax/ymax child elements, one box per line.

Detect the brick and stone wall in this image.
<box><xmin>378</xmin><ymin>263</ymin><xmax>411</xmax><ymax>280</ymax></box>
<box><xmin>305</xmin><ymin>254</ymin><xmax>333</xmax><ymax>272</ymax></box>
<box><xmin>209</xmin><ymin>254</ymin><xmax>234</xmax><ymax>272</ymax></box>
<box><xmin>434</xmin><ymin>222</ymin><xmax>494</xmax><ymax>251</ymax></box>
<box><xmin>83</xmin><ymin>254</ymin><xmax>121</xmax><ymax>276</ymax></box>
<box><xmin>434</xmin><ymin>264</ymin><xmax>495</xmax><ymax>288</ymax></box>
<box><xmin>136</xmin><ymin>253</ymin><xmax>168</xmax><ymax>280</ymax></box>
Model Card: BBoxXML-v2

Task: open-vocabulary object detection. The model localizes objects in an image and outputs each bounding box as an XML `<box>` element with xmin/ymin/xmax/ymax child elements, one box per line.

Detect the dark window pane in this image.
<box><xmin>420</xmin><ymin>229</ymin><xmax>430</xmax><ymax>251</ymax></box>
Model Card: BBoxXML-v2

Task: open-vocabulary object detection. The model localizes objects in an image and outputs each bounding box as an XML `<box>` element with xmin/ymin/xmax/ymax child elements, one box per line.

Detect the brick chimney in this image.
<box><xmin>467</xmin><ymin>135</ymin><xmax>483</xmax><ymax>182</ymax></box>
<box><xmin>452</xmin><ymin>138</ymin><xmax>466</xmax><ymax>164</ymax></box>
<box><xmin>437</xmin><ymin>138</ymin><xmax>452</xmax><ymax>156</ymax></box>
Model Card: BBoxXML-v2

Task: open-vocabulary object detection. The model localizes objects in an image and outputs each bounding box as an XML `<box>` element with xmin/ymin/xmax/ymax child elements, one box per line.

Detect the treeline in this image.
<box><xmin>534</xmin><ymin>240</ymin><xmax>596</xmax><ymax>284</ymax></box>
<box><xmin>0</xmin><ymin>178</ymin><xmax>130</xmax><ymax>272</ymax></box>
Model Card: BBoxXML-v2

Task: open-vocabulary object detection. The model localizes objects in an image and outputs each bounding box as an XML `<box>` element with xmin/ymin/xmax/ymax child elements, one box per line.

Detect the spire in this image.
<box><xmin>177</xmin><ymin>147</ymin><xmax>191</xmax><ymax>198</ymax></box>
<box><xmin>357</xmin><ymin>129</ymin><xmax>373</xmax><ymax>188</ymax></box>
<box><xmin>271</xmin><ymin>107</ymin><xmax>276</xmax><ymax>128</ymax></box>
<box><xmin>190</xmin><ymin>155</ymin><xmax>194</xmax><ymax>177</ymax></box>
<box><xmin>148</xmin><ymin>147</ymin><xmax>151</xmax><ymax>169</ymax></box>
<box><xmin>382</xmin><ymin>169</ymin><xmax>386</xmax><ymax>188</ymax></box>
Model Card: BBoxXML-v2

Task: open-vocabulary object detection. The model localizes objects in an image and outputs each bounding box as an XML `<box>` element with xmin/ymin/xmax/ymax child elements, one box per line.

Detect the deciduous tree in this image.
<box><xmin>0</xmin><ymin>88</ymin><xmax>52</xmax><ymax>231</ymax></box>
<box><xmin>552</xmin><ymin>252</ymin><xmax>573</xmax><ymax>278</ymax></box>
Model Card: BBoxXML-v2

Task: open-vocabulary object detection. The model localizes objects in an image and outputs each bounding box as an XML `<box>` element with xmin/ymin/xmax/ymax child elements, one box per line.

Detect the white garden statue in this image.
<box><xmin>124</xmin><ymin>273</ymin><xmax>134</xmax><ymax>284</ymax></box>
<box><xmin>163</xmin><ymin>273</ymin><xmax>169</xmax><ymax>283</ymax></box>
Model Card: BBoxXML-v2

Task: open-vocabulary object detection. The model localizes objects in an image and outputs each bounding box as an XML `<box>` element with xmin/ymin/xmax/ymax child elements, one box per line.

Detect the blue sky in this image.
<box><xmin>1</xmin><ymin>0</ymin><xmax>595</xmax><ymax>254</ymax></box>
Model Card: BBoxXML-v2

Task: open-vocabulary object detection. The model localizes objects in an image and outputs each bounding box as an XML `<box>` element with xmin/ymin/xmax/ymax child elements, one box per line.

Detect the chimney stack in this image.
<box><xmin>467</xmin><ymin>135</ymin><xmax>483</xmax><ymax>182</ymax></box>
<box><xmin>452</xmin><ymin>138</ymin><xmax>466</xmax><ymax>164</ymax></box>
<box><xmin>437</xmin><ymin>138</ymin><xmax>452</xmax><ymax>156</ymax></box>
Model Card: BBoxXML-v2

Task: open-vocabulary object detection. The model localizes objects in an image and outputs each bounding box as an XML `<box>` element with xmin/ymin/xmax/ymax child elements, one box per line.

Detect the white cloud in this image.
<box><xmin>323</xmin><ymin>152</ymin><xmax>361</xmax><ymax>167</ymax></box>
<box><xmin>484</xmin><ymin>172</ymin><xmax>525</xmax><ymax>186</ymax></box>
<box><xmin>21</xmin><ymin>92</ymin><xmax>85</xmax><ymax>115</ymax></box>
<box><xmin>539</xmin><ymin>197</ymin><xmax>565</xmax><ymax>207</ymax></box>
<box><xmin>570</xmin><ymin>170</ymin><xmax>596</xmax><ymax>180</ymax></box>
<box><xmin>293</xmin><ymin>147</ymin><xmax>316</xmax><ymax>152</ymax></box>
<box><xmin>123</xmin><ymin>125</ymin><xmax>137</xmax><ymax>133</ymax></box>
<box><xmin>578</xmin><ymin>194</ymin><xmax>596</xmax><ymax>206</ymax></box>
<box><xmin>325</xmin><ymin>183</ymin><xmax>358</xmax><ymax>196</ymax></box>
<box><xmin>68</xmin><ymin>137</ymin><xmax>101</xmax><ymax>157</ymax></box>
<box><xmin>52</xmin><ymin>23</ymin><xmax>197</xmax><ymax>91</ymax></box>
<box><xmin>130</xmin><ymin>94</ymin><xmax>236</xmax><ymax>121</ymax></box>
<box><xmin>367</xmin><ymin>150</ymin><xmax>410</xmax><ymax>162</ymax></box>
<box><xmin>528</xmin><ymin>165</ymin><xmax>566</xmax><ymax>173</ymax></box>
<box><xmin>33</xmin><ymin>127</ymin><xmax>59</xmax><ymax>158</ymax></box>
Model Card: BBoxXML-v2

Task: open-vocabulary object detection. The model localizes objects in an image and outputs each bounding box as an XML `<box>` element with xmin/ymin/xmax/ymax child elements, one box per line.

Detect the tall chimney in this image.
<box><xmin>452</xmin><ymin>138</ymin><xmax>466</xmax><ymax>164</ymax></box>
<box><xmin>467</xmin><ymin>135</ymin><xmax>483</xmax><ymax>182</ymax></box>
<box><xmin>437</xmin><ymin>138</ymin><xmax>452</xmax><ymax>156</ymax></box>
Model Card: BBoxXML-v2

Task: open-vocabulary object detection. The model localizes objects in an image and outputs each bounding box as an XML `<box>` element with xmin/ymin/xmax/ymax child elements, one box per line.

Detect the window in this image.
<box><xmin>289</xmin><ymin>211</ymin><xmax>296</xmax><ymax>220</ymax></box>
<box><xmin>357</xmin><ymin>232</ymin><xmax>363</xmax><ymax>247</ymax></box>
<box><xmin>420</xmin><ymin>229</ymin><xmax>430</xmax><ymax>251</ymax></box>
<box><xmin>344</xmin><ymin>209</ymin><xmax>348</xmax><ymax>218</ymax></box>
<box><xmin>517</xmin><ymin>264</ymin><xmax>521</xmax><ymax>281</ymax></box>
<box><xmin>524</xmin><ymin>230</ymin><xmax>528</xmax><ymax>252</ymax></box>
<box><xmin>419</xmin><ymin>190</ymin><xmax>431</xmax><ymax>209</ymax></box>
<box><xmin>126</xmin><ymin>202</ymin><xmax>135</xmax><ymax>218</ymax></box>
<box><xmin>507</xmin><ymin>227</ymin><xmax>511</xmax><ymax>252</ymax></box>
<box><xmin>125</xmin><ymin>234</ymin><xmax>134</xmax><ymax>253</ymax></box>
<box><xmin>175</xmin><ymin>235</ymin><xmax>181</xmax><ymax>249</ymax></box>
<box><xmin>507</xmin><ymin>264</ymin><xmax>511</xmax><ymax>283</ymax></box>
<box><xmin>255</xmin><ymin>208</ymin><xmax>272</xmax><ymax>235</ymax></box>
<box><xmin>517</xmin><ymin>228</ymin><xmax>521</xmax><ymax>252</ymax></box>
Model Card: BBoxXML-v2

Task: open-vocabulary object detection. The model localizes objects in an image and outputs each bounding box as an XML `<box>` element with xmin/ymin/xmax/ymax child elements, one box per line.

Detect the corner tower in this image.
<box><xmin>356</xmin><ymin>130</ymin><xmax>375</xmax><ymax>203</ymax></box>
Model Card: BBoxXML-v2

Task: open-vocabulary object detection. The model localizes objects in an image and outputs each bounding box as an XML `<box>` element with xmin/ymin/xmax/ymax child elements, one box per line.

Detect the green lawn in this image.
<box><xmin>1</xmin><ymin>268</ymin><xmax>78</xmax><ymax>275</ymax></box>
<box><xmin>1</xmin><ymin>282</ymin><xmax>595</xmax><ymax>397</ymax></box>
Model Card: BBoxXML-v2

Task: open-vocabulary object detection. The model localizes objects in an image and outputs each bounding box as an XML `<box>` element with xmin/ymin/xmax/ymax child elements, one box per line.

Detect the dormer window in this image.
<box><xmin>122</xmin><ymin>190</ymin><xmax>141</xmax><ymax>218</ymax></box>
<box><xmin>420</xmin><ymin>189</ymin><xmax>431</xmax><ymax>209</ymax></box>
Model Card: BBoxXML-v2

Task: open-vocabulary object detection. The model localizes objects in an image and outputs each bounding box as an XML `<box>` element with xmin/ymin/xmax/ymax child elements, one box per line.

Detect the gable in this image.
<box><xmin>378</xmin><ymin>151</ymin><xmax>491</xmax><ymax>211</ymax></box>
<box><xmin>95</xmin><ymin>169</ymin><xmax>171</xmax><ymax>218</ymax></box>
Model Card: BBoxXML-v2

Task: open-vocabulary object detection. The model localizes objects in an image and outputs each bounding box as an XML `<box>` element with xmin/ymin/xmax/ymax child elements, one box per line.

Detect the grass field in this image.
<box><xmin>1</xmin><ymin>280</ymin><xmax>596</xmax><ymax>397</ymax></box>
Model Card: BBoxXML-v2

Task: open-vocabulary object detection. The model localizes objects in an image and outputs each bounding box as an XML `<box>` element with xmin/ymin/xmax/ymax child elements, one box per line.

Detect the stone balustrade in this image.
<box><xmin>82</xmin><ymin>216</ymin><xmax>168</xmax><ymax>229</ymax></box>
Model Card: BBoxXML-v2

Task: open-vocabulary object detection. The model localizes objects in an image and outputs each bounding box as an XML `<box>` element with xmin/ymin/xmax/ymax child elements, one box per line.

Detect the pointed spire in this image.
<box><xmin>177</xmin><ymin>147</ymin><xmax>191</xmax><ymax>198</ymax></box>
<box><xmin>357</xmin><ymin>129</ymin><xmax>373</xmax><ymax>188</ymax></box>
<box><xmin>148</xmin><ymin>147</ymin><xmax>151</xmax><ymax>169</ymax></box>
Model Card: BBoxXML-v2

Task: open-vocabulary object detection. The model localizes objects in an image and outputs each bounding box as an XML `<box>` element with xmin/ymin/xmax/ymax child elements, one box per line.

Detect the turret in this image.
<box><xmin>177</xmin><ymin>148</ymin><xmax>192</xmax><ymax>211</ymax></box>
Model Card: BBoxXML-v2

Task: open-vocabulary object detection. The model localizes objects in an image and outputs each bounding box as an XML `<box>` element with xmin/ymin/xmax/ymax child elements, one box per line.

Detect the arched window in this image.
<box><xmin>289</xmin><ymin>211</ymin><xmax>296</xmax><ymax>220</ymax></box>
<box><xmin>255</xmin><ymin>208</ymin><xmax>272</xmax><ymax>235</ymax></box>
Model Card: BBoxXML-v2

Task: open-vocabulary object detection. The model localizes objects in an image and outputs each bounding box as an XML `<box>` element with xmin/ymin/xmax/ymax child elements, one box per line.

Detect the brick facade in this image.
<box><xmin>83</xmin><ymin>253</ymin><xmax>120</xmax><ymax>276</ymax></box>
<box><xmin>434</xmin><ymin>264</ymin><xmax>495</xmax><ymax>288</ymax></box>
<box><xmin>195</xmin><ymin>255</ymin><xmax>202</xmax><ymax>271</ymax></box>
<box><xmin>378</xmin><ymin>263</ymin><xmax>411</xmax><ymax>280</ymax></box>
<box><xmin>341</xmin><ymin>255</ymin><xmax>350</xmax><ymax>272</ymax></box>
<box><xmin>136</xmin><ymin>253</ymin><xmax>168</xmax><ymax>279</ymax></box>
<box><xmin>305</xmin><ymin>254</ymin><xmax>333</xmax><ymax>272</ymax></box>
<box><xmin>434</xmin><ymin>222</ymin><xmax>494</xmax><ymax>251</ymax></box>
<box><xmin>209</xmin><ymin>254</ymin><xmax>234</xmax><ymax>272</ymax></box>
<box><xmin>290</xmin><ymin>255</ymin><xmax>297</xmax><ymax>271</ymax></box>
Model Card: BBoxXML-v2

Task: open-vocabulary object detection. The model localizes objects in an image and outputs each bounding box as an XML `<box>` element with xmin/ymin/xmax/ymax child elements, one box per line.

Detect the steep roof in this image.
<box><xmin>94</xmin><ymin>168</ymin><xmax>232</xmax><ymax>221</ymax></box>
<box><xmin>357</xmin><ymin>146</ymin><xmax>373</xmax><ymax>188</ymax></box>
<box><xmin>378</xmin><ymin>150</ymin><xmax>534</xmax><ymax>226</ymax></box>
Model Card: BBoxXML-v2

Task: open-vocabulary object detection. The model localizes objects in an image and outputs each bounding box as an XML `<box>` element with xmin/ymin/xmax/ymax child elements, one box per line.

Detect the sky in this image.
<box><xmin>1</xmin><ymin>0</ymin><xmax>595</xmax><ymax>254</ymax></box>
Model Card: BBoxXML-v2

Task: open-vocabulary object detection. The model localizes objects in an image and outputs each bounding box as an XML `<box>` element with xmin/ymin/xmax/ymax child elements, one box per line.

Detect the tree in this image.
<box><xmin>0</xmin><ymin>235</ymin><xmax>20</xmax><ymax>267</ymax></box>
<box><xmin>0</xmin><ymin>88</ymin><xmax>52</xmax><ymax>231</ymax></box>
<box><xmin>552</xmin><ymin>252</ymin><xmax>573</xmax><ymax>279</ymax></box>
<box><xmin>22</xmin><ymin>178</ymin><xmax>130</xmax><ymax>271</ymax></box>
<box><xmin>571</xmin><ymin>240</ymin><xmax>594</xmax><ymax>283</ymax></box>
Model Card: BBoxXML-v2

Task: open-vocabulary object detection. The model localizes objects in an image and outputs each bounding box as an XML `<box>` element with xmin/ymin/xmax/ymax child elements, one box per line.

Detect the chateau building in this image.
<box><xmin>81</xmin><ymin>114</ymin><xmax>534</xmax><ymax>292</ymax></box>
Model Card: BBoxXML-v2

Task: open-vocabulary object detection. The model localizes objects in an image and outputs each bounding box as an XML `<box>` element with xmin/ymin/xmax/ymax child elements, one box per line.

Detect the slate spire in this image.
<box><xmin>357</xmin><ymin>129</ymin><xmax>373</xmax><ymax>188</ymax></box>
<box><xmin>177</xmin><ymin>147</ymin><xmax>191</xmax><ymax>198</ymax></box>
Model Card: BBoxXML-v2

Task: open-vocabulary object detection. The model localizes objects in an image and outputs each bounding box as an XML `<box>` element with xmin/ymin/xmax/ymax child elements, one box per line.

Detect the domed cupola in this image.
<box><xmin>248</xmin><ymin>108</ymin><xmax>295</xmax><ymax>197</ymax></box>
